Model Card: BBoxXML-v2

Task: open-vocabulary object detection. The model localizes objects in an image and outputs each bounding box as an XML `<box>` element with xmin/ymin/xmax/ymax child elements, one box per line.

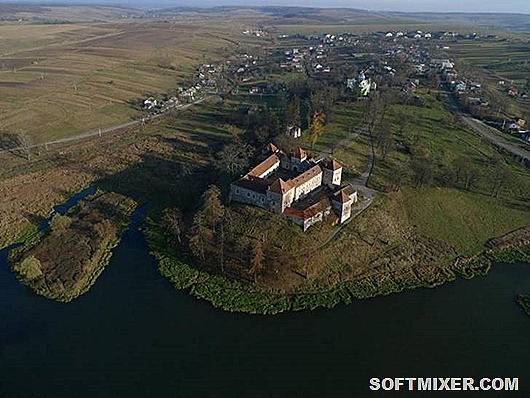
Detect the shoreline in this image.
<box><xmin>7</xmin><ymin>191</ymin><xmax>136</xmax><ymax>303</ymax></box>
<box><xmin>146</xmin><ymin>222</ymin><xmax>530</xmax><ymax>315</ymax></box>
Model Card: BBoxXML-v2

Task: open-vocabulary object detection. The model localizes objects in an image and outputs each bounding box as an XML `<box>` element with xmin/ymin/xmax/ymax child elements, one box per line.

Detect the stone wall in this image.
<box><xmin>230</xmin><ymin>184</ymin><xmax>267</xmax><ymax>209</ymax></box>
<box><xmin>294</xmin><ymin>172</ymin><xmax>322</xmax><ymax>201</ymax></box>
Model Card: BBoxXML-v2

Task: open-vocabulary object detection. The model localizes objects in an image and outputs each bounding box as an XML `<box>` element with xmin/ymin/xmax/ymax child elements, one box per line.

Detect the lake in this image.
<box><xmin>1</xmin><ymin>208</ymin><xmax>528</xmax><ymax>397</ymax></box>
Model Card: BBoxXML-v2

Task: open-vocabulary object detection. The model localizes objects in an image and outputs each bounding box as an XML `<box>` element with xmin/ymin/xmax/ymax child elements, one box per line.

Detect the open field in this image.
<box><xmin>273</xmin><ymin>22</ymin><xmax>465</xmax><ymax>35</ymax></box>
<box><xmin>0</xmin><ymin>19</ymin><xmax>259</xmax><ymax>142</ymax></box>
<box><xmin>394</xmin><ymin>12</ymin><xmax>530</xmax><ymax>34</ymax></box>
<box><xmin>368</xmin><ymin>89</ymin><xmax>530</xmax><ymax>255</ymax></box>
<box><xmin>445</xmin><ymin>40</ymin><xmax>530</xmax><ymax>85</ymax></box>
<box><xmin>0</xmin><ymin>4</ymin><xmax>143</xmax><ymax>22</ymax></box>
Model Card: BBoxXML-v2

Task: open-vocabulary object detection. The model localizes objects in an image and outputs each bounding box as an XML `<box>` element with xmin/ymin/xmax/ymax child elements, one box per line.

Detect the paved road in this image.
<box><xmin>0</xmin><ymin>97</ymin><xmax>210</xmax><ymax>156</ymax></box>
<box><xmin>460</xmin><ymin>116</ymin><xmax>530</xmax><ymax>163</ymax></box>
<box><xmin>441</xmin><ymin>89</ymin><xmax>530</xmax><ymax>164</ymax></box>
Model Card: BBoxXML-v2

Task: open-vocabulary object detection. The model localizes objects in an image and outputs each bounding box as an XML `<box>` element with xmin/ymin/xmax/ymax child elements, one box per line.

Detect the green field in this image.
<box><xmin>436</xmin><ymin>37</ymin><xmax>530</xmax><ymax>118</ymax></box>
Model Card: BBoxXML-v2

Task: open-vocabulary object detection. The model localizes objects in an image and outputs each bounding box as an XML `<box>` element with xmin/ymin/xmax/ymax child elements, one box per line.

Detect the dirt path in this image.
<box><xmin>316</xmin><ymin>126</ymin><xmax>378</xmax><ymax>249</ymax></box>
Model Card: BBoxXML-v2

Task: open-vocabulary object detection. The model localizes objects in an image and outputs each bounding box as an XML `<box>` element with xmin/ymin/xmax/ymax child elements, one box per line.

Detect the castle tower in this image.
<box><xmin>322</xmin><ymin>159</ymin><xmax>343</xmax><ymax>188</ymax></box>
<box><xmin>331</xmin><ymin>191</ymin><xmax>353</xmax><ymax>224</ymax></box>
<box><xmin>266</xmin><ymin>178</ymin><xmax>295</xmax><ymax>213</ymax></box>
<box><xmin>290</xmin><ymin>147</ymin><xmax>307</xmax><ymax>172</ymax></box>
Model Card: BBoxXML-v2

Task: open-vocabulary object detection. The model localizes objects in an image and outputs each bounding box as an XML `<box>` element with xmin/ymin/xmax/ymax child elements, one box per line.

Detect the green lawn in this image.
<box><xmin>404</xmin><ymin>187</ymin><xmax>530</xmax><ymax>254</ymax></box>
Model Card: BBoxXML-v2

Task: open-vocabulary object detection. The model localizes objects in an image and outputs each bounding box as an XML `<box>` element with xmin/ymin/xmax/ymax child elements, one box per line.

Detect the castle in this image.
<box><xmin>229</xmin><ymin>143</ymin><xmax>358</xmax><ymax>231</ymax></box>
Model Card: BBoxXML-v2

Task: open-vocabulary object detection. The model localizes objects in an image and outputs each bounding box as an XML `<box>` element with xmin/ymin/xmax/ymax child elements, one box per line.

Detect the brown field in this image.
<box><xmin>0</xmin><ymin>4</ymin><xmax>143</xmax><ymax>22</ymax></box>
<box><xmin>0</xmin><ymin>19</ymin><xmax>260</xmax><ymax>142</ymax></box>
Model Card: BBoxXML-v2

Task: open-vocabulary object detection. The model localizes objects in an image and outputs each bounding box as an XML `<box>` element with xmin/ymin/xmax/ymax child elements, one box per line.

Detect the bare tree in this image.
<box><xmin>489</xmin><ymin>159</ymin><xmax>510</xmax><ymax>198</ymax></box>
<box><xmin>410</xmin><ymin>153</ymin><xmax>433</xmax><ymax>187</ymax></box>
<box><xmin>249</xmin><ymin>238</ymin><xmax>265</xmax><ymax>283</ymax></box>
<box><xmin>463</xmin><ymin>167</ymin><xmax>480</xmax><ymax>191</ymax></box>
<box><xmin>189</xmin><ymin>213</ymin><xmax>211</xmax><ymax>262</ymax></box>
<box><xmin>374</xmin><ymin>120</ymin><xmax>394</xmax><ymax>162</ymax></box>
<box><xmin>212</xmin><ymin>142</ymin><xmax>254</xmax><ymax>176</ymax></box>
<box><xmin>389</xmin><ymin>163</ymin><xmax>410</xmax><ymax>191</ymax></box>
<box><xmin>162</xmin><ymin>208</ymin><xmax>184</xmax><ymax>245</ymax></box>
<box><xmin>201</xmin><ymin>185</ymin><xmax>225</xmax><ymax>227</ymax></box>
<box><xmin>188</xmin><ymin>185</ymin><xmax>227</xmax><ymax>269</ymax></box>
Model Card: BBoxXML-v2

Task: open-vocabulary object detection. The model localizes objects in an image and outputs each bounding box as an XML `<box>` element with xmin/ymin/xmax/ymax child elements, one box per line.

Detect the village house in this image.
<box><xmin>285</xmin><ymin>125</ymin><xmax>302</xmax><ymax>138</ymax></box>
<box><xmin>229</xmin><ymin>144</ymin><xmax>358</xmax><ymax>231</ymax></box>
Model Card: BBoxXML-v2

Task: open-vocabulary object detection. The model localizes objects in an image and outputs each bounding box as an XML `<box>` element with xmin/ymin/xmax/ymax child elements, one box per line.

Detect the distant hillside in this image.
<box><xmin>145</xmin><ymin>6</ymin><xmax>388</xmax><ymax>25</ymax></box>
<box><xmin>0</xmin><ymin>3</ymin><xmax>142</xmax><ymax>22</ymax></box>
<box><xmin>392</xmin><ymin>12</ymin><xmax>530</xmax><ymax>33</ymax></box>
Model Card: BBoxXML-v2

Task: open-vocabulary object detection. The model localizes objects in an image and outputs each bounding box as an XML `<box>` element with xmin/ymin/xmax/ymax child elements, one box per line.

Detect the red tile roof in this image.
<box><xmin>284</xmin><ymin>197</ymin><xmax>331</xmax><ymax>220</ymax></box>
<box><xmin>265</xmin><ymin>143</ymin><xmax>279</xmax><ymax>154</ymax></box>
<box><xmin>232</xmin><ymin>176</ymin><xmax>270</xmax><ymax>194</ymax></box>
<box><xmin>332</xmin><ymin>185</ymin><xmax>356</xmax><ymax>204</ymax></box>
<box><xmin>322</xmin><ymin>158</ymin><xmax>343</xmax><ymax>171</ymax></box>
<box><xmin>268</xmin><ymin>178</ymin><xmax>294</xmax><ymax>194</ymax></box>
<box><xmin>292</xmin><ymin>147</ymin><xmax>307</xmax><ymax>159</ymax></box>
<box><xmin>248</xmin><ymin>154</ymin><xmax>280</xmax><ymax>177</ymax></box>
<box><xmin>290</xmin><ymin>165</ymin><xmax>322</xmax><ymax>188</ymax></box>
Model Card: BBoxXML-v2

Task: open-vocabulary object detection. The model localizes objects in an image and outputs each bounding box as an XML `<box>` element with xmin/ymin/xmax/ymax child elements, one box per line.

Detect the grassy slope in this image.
<box><xmin>404</xmin><ymin>188</ymin><xmax>530</xmax><ymax>254</ymax></box>
<box><xmin>368</xmin><ymin>89</ymin><xmax>530</xmax><ymax>254</ymax></box>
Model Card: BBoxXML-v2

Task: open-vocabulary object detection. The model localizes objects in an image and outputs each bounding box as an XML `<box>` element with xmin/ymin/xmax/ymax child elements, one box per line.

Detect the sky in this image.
<box><xmin>5</xmin><ymin>0</ymin><xmax>530</xmax><ymax>14</ymax></box>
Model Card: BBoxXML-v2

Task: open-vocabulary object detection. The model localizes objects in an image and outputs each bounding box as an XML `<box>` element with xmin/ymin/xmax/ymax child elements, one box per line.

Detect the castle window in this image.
<box><xmin>236</xmin><ymin>189</ymin><xmax>240</xmax><ymax>194</ymax></box>
<box><xmin>252</xmin><ymin>194</ymin><xmax>255</xmax><ymax>199</ymax></box>
<box><xmin>247</xmin><ymin>193</ymin><xmax>251</xmax><ymax>197</ymax></box>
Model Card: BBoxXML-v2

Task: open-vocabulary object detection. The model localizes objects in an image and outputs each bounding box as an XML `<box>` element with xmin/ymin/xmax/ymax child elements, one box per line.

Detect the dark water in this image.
<box><xmin>38</xmin><ymin>185</ymin><xmax>97</xmax><ymax>231</ymax></box>
<box><xmin>1</xmin><ymin>207</ymin><xmax>529</xmax><ymax>397</ymax></box>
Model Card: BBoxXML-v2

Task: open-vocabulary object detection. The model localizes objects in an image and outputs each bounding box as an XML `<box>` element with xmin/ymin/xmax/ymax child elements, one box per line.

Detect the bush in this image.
<box><xmin>14</xmin><ymin>255</ymin><xmax>43</xmax><ymax>281</ymax></box>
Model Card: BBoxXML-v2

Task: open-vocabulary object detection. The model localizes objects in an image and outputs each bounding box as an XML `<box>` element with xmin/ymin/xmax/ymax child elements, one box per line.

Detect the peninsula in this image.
<box><xmin>0</xmin><ymin>4</ymin><xmax>529</xmax><ymax>313</ymax></box>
